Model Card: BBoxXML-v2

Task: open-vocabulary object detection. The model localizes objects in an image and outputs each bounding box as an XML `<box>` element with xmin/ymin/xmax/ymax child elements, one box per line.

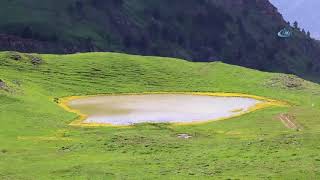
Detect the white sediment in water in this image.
<box><xmin>67</xmin><ymin>94</ymin><xmax>262</xmax><ymax>125</ymax></box>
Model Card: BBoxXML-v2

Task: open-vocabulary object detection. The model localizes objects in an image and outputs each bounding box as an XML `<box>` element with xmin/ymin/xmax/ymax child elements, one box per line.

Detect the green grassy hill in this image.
<box><xmin>1</xmin><ymin>51</ymin><xmax>320</xmax><ymax>179</ymax></box>
<box><xmin>1</xmin><ymin>0</ymin><xmax>320</xmax><ymax>81</ymax></box>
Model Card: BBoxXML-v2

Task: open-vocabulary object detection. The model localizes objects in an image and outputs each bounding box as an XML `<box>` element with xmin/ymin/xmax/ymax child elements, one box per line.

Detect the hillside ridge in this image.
<box><xmin>0</xmin><ymin>0</ymin><xmax>320</xmax><ymax>80</ymax></box>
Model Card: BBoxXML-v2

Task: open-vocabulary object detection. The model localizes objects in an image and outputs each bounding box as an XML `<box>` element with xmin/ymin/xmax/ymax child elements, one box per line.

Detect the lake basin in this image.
<box><xmin>67</xmin><ymin>94</ymin><xmax>263</xmax><ymax>125</ymax></box>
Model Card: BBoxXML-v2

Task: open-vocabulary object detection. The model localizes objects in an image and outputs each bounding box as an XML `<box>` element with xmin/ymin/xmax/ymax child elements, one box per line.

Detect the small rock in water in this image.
<box><xmin>177</xmin><ymin>134</ymin><xmax>192</xmax><ymax>139</ymax></box>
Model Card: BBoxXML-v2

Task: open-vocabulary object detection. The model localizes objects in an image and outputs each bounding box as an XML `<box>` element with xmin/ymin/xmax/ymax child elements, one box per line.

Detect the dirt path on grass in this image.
<box><xmin>278</xmin><ymin>113</ymin><xmax>302</xmax><ymax>130</ymax></box>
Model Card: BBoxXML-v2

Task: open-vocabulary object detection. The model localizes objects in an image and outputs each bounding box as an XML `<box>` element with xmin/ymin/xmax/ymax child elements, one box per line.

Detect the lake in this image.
<box><xmin>67</xmin><ymin>94</ymin><xmax>262</xmax><ymax>125</ymax></box>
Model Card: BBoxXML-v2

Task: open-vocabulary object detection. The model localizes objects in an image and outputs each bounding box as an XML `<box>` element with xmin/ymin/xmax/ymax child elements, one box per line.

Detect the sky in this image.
<box><xmin>269</xmin><ymin>0</ymin><xmax>320</xmax><ymax>39</ymax></box>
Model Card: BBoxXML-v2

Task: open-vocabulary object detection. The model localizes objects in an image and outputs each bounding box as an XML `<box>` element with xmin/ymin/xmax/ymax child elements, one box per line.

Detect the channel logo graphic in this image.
<box><xmin>278</xmin><ymin>28</ymin><xmax>292</xmax><ymax>38</ymax></box>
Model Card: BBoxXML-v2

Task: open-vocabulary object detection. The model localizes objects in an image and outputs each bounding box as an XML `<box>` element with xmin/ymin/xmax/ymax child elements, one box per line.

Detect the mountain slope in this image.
<box><xmin>1</xmin><ymin>51</ymin><xmax>320</xmax><ymax>179</ymax></box>
<box><xmin>0</xmin><ymin>0</ymin><xmax>320</xmax><ymax>80</ymax></box>
<box><xmin>270</xmin><ymin>0</ymin><xmax>320</xmax><ymax>40</ymax></box>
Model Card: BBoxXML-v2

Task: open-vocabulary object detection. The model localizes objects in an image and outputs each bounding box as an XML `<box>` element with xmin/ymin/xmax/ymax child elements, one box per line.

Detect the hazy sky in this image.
<box><xmin>269</xmin><ymin>0</ymin><xmax>320</xmax><ymax>39</ymax></box>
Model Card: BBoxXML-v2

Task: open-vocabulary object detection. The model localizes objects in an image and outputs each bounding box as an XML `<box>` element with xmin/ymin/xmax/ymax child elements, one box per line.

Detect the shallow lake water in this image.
<box><xmin>67</xmin><ymin>94</ymin><xmax>262</xmax><ymax>125</ymax></box>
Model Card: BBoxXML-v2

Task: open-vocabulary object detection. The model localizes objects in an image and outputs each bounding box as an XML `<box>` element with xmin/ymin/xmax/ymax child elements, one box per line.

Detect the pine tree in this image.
<box><xmin>307</xmin><ymin>31</ymin><xmax>311</xmax><ymax>38</ymax></box>
<box><xmin>293</xmin><ymin>21</ymin><xmax>299</xmax><ymax>30</ymax></box>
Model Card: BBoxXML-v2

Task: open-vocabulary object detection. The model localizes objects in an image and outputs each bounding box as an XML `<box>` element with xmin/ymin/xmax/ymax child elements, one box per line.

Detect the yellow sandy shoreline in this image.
<box><xmin>57</xmin><ymin>92</ymin><xmax>289</xmax><ymax>128</ymax></box>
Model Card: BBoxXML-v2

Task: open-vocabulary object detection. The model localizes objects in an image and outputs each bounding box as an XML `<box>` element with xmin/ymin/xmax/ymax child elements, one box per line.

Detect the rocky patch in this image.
<box><xmin>0</xmin><ymin>79</ymin><xmax>6</xmax><ymax>89</ymax></box>
<box><xmin>6</xmin><ymin>52</ymin><xmax>44</xmax><ymax>65</ymax></box>
<box><xmin>266</xmin><ymin>74</ymin><xmax>305</xmax><ymax>89</ymax></box>
<box><xmin>26</xmin><ymin>54</ymin><xmax>43</xmax><ymax>65</ymax></box>
<box><xmin>8</xmin><ymin>52</ymin><xmax>22</xmax><ymax>61</ymax></box>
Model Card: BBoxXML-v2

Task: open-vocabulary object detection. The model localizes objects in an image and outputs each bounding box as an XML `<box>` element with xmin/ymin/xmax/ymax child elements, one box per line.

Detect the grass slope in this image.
<box><xmin>2</xmin><ymin>0</ymin><xmax>320</xmax><ymax>82</ymax></box>
<box><xmin>0</xmin><ymin>52</ymin><xmax>320</xmax><ymax>179</ymax></box>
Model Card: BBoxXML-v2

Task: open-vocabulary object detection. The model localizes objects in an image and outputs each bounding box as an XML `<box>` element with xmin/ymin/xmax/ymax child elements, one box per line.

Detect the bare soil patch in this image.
<box><xmin>278</xmin><ymin>113</ymin><xmax>302</xmax><ymax>131</ymax></box>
